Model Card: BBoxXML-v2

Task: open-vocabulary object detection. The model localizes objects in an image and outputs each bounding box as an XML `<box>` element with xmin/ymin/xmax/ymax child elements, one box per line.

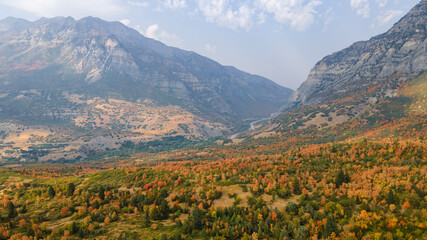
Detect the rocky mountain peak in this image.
<box><xmin>387</xmin><ymin>0</ymin><xmax>426</xmax><ymax>34</ymax></box>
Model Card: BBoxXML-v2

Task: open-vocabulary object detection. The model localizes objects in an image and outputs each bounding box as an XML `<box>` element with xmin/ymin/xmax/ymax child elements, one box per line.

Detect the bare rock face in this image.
<box><xmin>0</xmin><ymin>16</ymin><xmax>293</xmax><ymax>127</ymax></box>
<box><xmin>289</xmin><ymin>0</ymin><xmax>427</xmax><ymax>108</ymax></box>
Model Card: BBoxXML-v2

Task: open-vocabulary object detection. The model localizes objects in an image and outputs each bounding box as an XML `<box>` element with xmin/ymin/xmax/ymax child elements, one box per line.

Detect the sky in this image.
<box><xmin>0</xmin><ymin>0</ymin><xmax>421</xmax><ymax>90</ymax></box>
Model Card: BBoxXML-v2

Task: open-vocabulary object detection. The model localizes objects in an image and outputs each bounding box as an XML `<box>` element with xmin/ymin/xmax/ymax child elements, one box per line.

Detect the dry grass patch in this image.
<box><xmin>212</xmin><ymin>185</ymin><xmax>251</xmax><ymax>209</ymax></box>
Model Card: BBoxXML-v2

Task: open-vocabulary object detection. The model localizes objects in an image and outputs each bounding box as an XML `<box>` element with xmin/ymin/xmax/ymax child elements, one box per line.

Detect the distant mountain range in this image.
<box><xmin>0</xmin><ymin>16</ymin><xmax>293</xmax><ymax>125</ymax></box>
<box><xmin>2</xmin><ymin>0</ymin><xmax>425</xmax><ymax>163</ymax></box>
<box><xmin>0</xmin><ymin>16</ymin><xmax>292</xmax><ymax>162</ymax></box>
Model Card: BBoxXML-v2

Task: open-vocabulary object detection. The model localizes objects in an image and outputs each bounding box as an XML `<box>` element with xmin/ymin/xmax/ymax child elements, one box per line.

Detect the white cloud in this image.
<box><xmin>377</xmin><ymin>10</ymin><xmax>403</xmax><ymax>26</ymax></box>
<box><xmin>0</xmin><ymin>0</ymin><xmax>327</xmax><ymax>32</ymax></box>
<box><xmin>195</xmin><ymin>0</ymin><xmax>323</xmax><ymax>31</ymax></box>
<box><xmin>145</xmin><ymin>24</ymin><xmax>160</xmax><ymax>39</ymax></box>
<box><xmin>257</xmin><ymin>12</ymin><xmax>266</xmax><ymax>25</ymax></box>
<box><xmin>375</xmin><ymin>0</ymin><xmax>387</xmax><ymax>8</ymax></box>
<box><xmin>205</xmin><ymin>43</ymin><xmax>216</xmax><ymax>53</ymax></box>
<box><xmin>323</xmin><ymin>7</ymin><xmax>334</xmax><ymax>29</ymax></box>
<box><xmin>350</xmin><ymin>0</ymin><xmax>370</xmax><ymax>18</ymax></box>
<box><xmin>255</xmin><ymin>0</ymin><xmax>322</xmax><ymax>31</ymax></box>
<box><xmin>0</xmin><ymin>0</ymin><xmax>124</xmax><ymax>18</ymax></box>
<box><xmin>196</xmin><ymin>0</ymin><xmax>255</xmax><ymax>31</ymax></box>
<box><xmin>143</xmin><ymin>24</ymin><xmax>181</xmax><ymax>46</ymax></box>
<box><xmin>164</xmin><ymin>0</ymin><xmax>186</xmax><ymax>9</ymax></box>
<box><xmin>128</xmin><ymin>1</ymin><xmax>149</xmax><ymax>7</ymax></box>
<box><xmin>119</xmin><ymin>19</ymin><xmax>131</xmax><ymax>26</ymax></box>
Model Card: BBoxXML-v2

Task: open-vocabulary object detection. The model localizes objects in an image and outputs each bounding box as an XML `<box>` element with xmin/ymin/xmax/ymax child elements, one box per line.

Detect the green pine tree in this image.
<box><xmin>160</xmin><ymin>233</ymin><xmax>168</xmax><ymax>240</ymax></box>
<box><xmin>70</xmin><ymin>221</ymin><xmax>79</xmax><ymax>234</ymax></box>
<box><xmin>159</xmin><ymin>199</ymin><xmax>170</xmax><ymax>219</ymax></box>
<box><xmin>142</xmin><ymin>209</ymin><xmax>150</xmax><ymax>228</ymax></box>
<box><xmin>292</xmin><ymin>178</ymin><xmax>301</xmax><ymax>195</ymax></box>
<box><xmin>99</xmin><ymin>186</ymin><xmax>105</xmax><ymax>200</ymax></box>
<box><xmin>150</xmin><ymin>206</ymin><xmax>162</xmax><ymax>220</ymax></box>
<box><xmin>356</xmin><ymin>195</ymin><xmax>361</xmax><ymax>204</ymax></box>
<box><xmin>7</xmin><ymin>202</ymin><xmax>18</xmax><ymax>219</ymax></box>
<box><xmin>66</xmin><ymin>183</ymin><xmax>75</xmax><ymax>196</ymax></box>
<box><xmin>324</xmin><ymin>215</ymin><xmax>338</xmax><ymax>238</ymax></box>
<box><xmin>78</xmin><ymin>227</ymin><xmax>85</xmax><ymax>238</ymax></box>
<box><xmin>192</xmin><ymin>206</ymin><xmax>203</xmax><ymax>230</ymax></box>
<box><xmin>280</xmin><ymin>228</ymin><xmax>289</xmax><ymax>240</ymax></box>
<box><xmin>48</xmin><ymin>186</ymin><xmax>56</xmax><ymax>198</ymax></box>
<box><xmin>19</xmin><ymin>204</ymin><xmax>27</xmax><ymax>214</ymax></box>
<box><xmin>344</xmin><ymin>171</ymin><xmax>351</xmax><ymax>183</ymax></box>
<box><xmin>170</xmin><ymin>232</ymin><xmax>182</xmax><ymax>240</ymax></box>
<box><xmin>295</xmin><ymin>226</ymin><xmax>308</xmax><ymax>240</ymax></box>
<box><xmin>335</xmin><ymin>169</ymin><xmax>345</xmax><ymax>188</ymax></box>
<box><xmin>272</xmin><ymin>223</ymin><xmax>281</xmax><ymax>239</ymax></box>
<box><xmin>386</xmin><ymin>189</ymin><xmax>395</xmax><ymax>204</ymax></box>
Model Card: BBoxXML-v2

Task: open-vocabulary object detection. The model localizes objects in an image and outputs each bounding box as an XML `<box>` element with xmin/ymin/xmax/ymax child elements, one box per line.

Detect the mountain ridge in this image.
<box><xmin>0</xmin><ymin>16</ymin><xmax>293</xmax><ymax>123</ymax></box>
<box><xmin>287</xmin><ymin>0</ymin><xmax>426</xmax><ymax>109</ymax></box>
<box><xmin>0</xmin><ymin>16</ymin><xmax>292</xmax><ymax>161</ymax></box>
<box><xmin>247</xmin><ymin>0</ymin><xmax>427</xmax><ymax>138</ymax></box>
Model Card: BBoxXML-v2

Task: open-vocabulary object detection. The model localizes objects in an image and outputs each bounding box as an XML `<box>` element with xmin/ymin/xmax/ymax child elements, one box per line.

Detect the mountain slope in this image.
<box><xmin>288</xmin><ymin>0</ymin><xmax>426</xmax><ymax>108</ymax></box>
<box><xmin>249</xmin><ymin>1</ymin><xmax>426</xmax><ymax>138</ymax></box>
<box><xmin>0</xmin><ymin>16</ymin><xmax>292</xmax><ymax>124</ymax></box>
<box><xmin>0</xmin><ymin>16</ymin><xmax>292</xmax><ymax>162</ymax></box>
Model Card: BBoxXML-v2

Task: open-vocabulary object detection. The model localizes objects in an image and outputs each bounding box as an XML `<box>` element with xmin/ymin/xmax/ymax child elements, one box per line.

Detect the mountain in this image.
<box><xmin>249</xmin><ymin>0</ymin><xmax>426</xmax><ymax>137</ymax></box>
<box><xmin>0</xmin><ymin>16</ymin><xmax>292</xmax><ymax>162</ymax></box>
<box><xmin>0</xmin><ymin>5</ymin><xmax>425</xmax><ymax>240</ymax></box>
<box><xmin>288</xmin><ymin>0</ymin><xmax>426</xmax><ymax>109</ymax></box>
<box><xmin>0</xmin><ymin>17</ymin><xmax>292</xmax><ymax>123</ymax></box>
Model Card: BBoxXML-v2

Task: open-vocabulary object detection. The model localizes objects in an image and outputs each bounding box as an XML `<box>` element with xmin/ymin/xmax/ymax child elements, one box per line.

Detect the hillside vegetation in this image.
<box><xmin>0</xmin><ymin>74</ymin><xmax>425</xmax><ymax>240</ymax></box>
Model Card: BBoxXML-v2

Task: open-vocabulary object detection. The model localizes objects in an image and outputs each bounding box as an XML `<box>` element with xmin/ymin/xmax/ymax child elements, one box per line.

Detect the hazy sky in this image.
<box><xmin>0</xmin><ymin>0</ymin><xmax>420</xmax><ymax>89</ymax></box>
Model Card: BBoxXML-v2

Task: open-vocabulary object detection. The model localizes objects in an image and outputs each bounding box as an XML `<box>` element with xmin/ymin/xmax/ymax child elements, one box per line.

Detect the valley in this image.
<box><xmin>0</xmin><ymin>16</ymin><xmax>292</xmax><ymax>164</ymax></box>
<box><xmin>0</xmin><ymin>1</ymin><xmax>426</xmax><ymax>240</ymax></box>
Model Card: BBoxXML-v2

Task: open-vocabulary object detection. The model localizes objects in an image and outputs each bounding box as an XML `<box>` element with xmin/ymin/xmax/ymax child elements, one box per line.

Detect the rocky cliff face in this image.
<box><xmin>288</xmin><ymin>0</ymin><xmax>426</xmax><ymax>108</ymax></box>
<box><xmin>0</xmin><ymin>16</ymin><xmax>293</xmax><ymax>125</ymax></box>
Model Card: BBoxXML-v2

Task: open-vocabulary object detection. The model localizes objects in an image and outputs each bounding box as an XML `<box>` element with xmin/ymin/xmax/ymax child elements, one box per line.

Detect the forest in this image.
<box><xmin>0</xmin><ymin>136</ymin><xmax>425</xmax><ymax>239</ymax></box>
<box><xmin>0</xmin><ymin>74</ymin><xmax>425</xmax><ymax>239</ymax></box>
